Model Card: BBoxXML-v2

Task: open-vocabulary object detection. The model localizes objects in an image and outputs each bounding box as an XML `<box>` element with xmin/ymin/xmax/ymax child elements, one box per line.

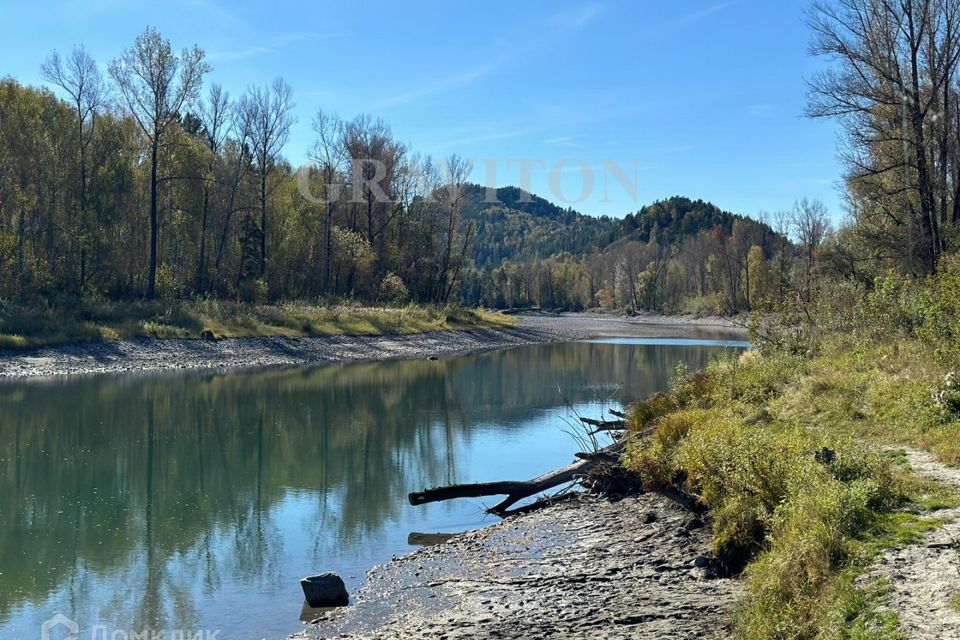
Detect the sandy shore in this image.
<box><xmin>0</xmin><ymin>326</ymin><xmax>553</xmax><ymax>379</ymax></box>
<box><xmin>298</xmin><ymin>493</ymin><xmax>741</xmax><ymax>640</ymax></box>
<box><xmin>0</xmin><ymin>312</ymin><xmax>746</xmax><ymax>379</ymax></box>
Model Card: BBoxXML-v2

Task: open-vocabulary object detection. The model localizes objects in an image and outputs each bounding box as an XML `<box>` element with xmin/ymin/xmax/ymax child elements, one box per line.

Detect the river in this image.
<box><xmin>0</xmin><ymin>334</ymin><xmax>748</xmax><ymax>639</ymax></box>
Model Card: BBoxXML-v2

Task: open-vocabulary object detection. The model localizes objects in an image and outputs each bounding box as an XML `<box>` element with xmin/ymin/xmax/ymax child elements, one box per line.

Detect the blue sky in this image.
<box><xmin>2</xmin><ymin>0</ymin><xmax>843</xmax><ymax>221</ymax></box>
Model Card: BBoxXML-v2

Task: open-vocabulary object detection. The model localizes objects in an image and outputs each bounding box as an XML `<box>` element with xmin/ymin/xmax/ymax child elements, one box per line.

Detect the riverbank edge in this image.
<box><xmin>300</xmin><ymin>493</ymin><xmax>742</xmax><ymax>640</ymax></box>
<box><xmin>0</xmin><ymin>313</ymin><xmax>746</xmax><ymax>379</ymax></box>
<box><xmin>0</xmin><ymin>326</ymin><xmax>553</xmax><ymax>379</ymax></box>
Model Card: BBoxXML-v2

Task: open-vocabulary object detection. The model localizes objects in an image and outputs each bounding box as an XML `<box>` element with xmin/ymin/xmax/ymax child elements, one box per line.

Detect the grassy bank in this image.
<box><xmin>623</xmin><ymin>262</ymin><xmax>960</xmax><ymax>638</ymax></box>
<box><xmin>0</xmin><ymin>299</ymin><xmax>513</xmax><ymax>349</ymax></box>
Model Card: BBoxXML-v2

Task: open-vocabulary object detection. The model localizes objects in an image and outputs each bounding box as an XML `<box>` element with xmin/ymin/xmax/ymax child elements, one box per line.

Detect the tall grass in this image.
<box><xmin>0</xmin><ymin>297</ymin><xmax>513</xmax><ymax>348</ymax></box>
<box><xmin>624</xmin><ymin>260</ymin><xmax>960</xmax><ymax>638</ymax></box>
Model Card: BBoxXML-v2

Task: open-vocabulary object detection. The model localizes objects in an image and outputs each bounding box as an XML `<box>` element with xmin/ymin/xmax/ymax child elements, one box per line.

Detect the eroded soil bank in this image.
<box><xmin>299</xmin><ymin>494</ymin><xmax>741</xmax><ymax>640</ymax></box>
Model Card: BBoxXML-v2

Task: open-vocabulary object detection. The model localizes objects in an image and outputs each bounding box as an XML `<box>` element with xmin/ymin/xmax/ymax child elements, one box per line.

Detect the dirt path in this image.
<box><xmin>861</xmin><ymin>448</ymin><xmax>960</xmax><ymax>638</ymax></box>
<box><xmin>299</xmin><ymin>494</ymin><xmax>741</xmax><ymax>640</ymax></box>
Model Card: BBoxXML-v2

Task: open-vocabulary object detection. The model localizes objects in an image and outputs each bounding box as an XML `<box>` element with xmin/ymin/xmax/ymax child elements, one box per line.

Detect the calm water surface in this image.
<box><xmin>0</xmin><ymin>337</ymin><xmax>745</xmax><ymax>639</ymax></box>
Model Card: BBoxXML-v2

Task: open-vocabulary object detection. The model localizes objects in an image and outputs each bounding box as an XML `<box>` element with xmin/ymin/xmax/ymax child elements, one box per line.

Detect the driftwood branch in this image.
<box><xmin>486</xmin><ymin>460</ymin><xmax>594</xmax><ymax>515</ymax></box>
<box><xmin>409</xmin><ymin>441</ymin><xmax>626</xmax><ymax>516</ymax></box>
<box><xmin>498</xmin><ymin>490</ymin><xmax>579</xmax><ymax>518</ymax></box>
<box><xmin>588</xmin><ymin>426</ymin><xmax>626</xmax><ymax>436</ymax></box>
<box><xmin>580</xmin><ymin>417</ymin><xmax>627</xmax><ymax>429</ymax></box>
<box><xmin>407</xmin><ymin>532</ymin><xmax>456</xmax><ymax>546</ymax></box>
<box><xmin>574</xmin><ymin>449</ymin><xmax>620</xmax><ymax>462</ymax></box>
<box><xmin>407</xmin><ymin>407</ymin><xmax>705</xmax><ymax>518</ymax></box>
<box><xmin>581</xmin><ymin>416</ymin><xmax>628</xmax><ymax>436</ymax></box>
<box><xmin>409</xmin><ymin>458</ymin><xmax>594</xmax><ymax>515</ymax></box>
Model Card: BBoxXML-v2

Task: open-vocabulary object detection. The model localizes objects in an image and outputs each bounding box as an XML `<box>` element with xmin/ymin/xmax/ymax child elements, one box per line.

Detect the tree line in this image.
<box><xmin>460</xmin><ymin>197</ymin><xmax>831</xmax><ymax>315</ymax></box>
<box><xmin>0</xmin><ymin>27</ymin><xmax>476</xmax><ymax>305</ymax></box>
<box><xmin>0</xmin><ymin>24</ymin><xmax>847</xmax><ymax>316</ymax></box>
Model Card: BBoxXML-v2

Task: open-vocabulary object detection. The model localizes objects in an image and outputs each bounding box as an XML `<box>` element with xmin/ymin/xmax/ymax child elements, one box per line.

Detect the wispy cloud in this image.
<box><xmin>371</xmin><ymin>3</ymin><xmax>605</xmax><ymax>112</ymax></box>
<box><xmin>209</xmin><ymin>45</ymin><xmax>272</xmax><ymax>61</ymax></box>
<box><xmin>431</xmin><ymin>126</ymin><xmax>536</xmax><ymax>151</ymax></box>
<box><xmin>428</xmin><ymin>102</ymin><xmax>656</xmax><ymax>152</ymax></box>
<box><xmin>371</xmin><ymin>62</ymin><xmax>498</xmax><ymax>109</ymax></box>
<box><xmin>544</xmin><ymin>135</ymin><xmax>581</xmax><ymax>147</ymax></box>
<box><xmin>549</xmin><ymin>3</ymin><xmax>603</xmax><ymax>31</ymax></box>
<box><xmin>533</xmin><ymin>160</ymin><xmax>606</xmax><ymax>176</ymax></box>
<box><xmin>682</xmin><ymin>0</ymin><xmax>738</xmax><ymax>23</ymax></box>
<box><xmin>209</xmin><ymin>31</ymin><xmax>342</xmax><ymax>62</ymax></box>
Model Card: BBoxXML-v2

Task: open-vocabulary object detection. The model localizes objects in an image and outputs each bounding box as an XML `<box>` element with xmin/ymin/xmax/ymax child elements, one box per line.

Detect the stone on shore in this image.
<box><xmin>301</xmin><ymin>573</ymin><xmax>349</xmax><ymax>607</ymax></box>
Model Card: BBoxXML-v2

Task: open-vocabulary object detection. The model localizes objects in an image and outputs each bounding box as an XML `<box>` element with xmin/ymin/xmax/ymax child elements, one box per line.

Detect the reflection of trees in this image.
<box><xmin>0</xmin><ymin>341</ymin><xmax>730</xmax><ymax>628</ymax></box>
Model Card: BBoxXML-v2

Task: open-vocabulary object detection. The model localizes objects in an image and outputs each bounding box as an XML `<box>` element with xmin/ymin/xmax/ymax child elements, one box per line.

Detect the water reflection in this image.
<box><xmin>0</xmin><ymin>339</ymin><xmax>742</xmax><ymax>639</ymax></box>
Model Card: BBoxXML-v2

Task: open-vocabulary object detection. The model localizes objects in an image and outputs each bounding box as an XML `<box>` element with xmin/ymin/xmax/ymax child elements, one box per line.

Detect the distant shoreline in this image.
<box><xmin>0</xmin><ymin>313</ymin><xmax>747</xmax><ymax>380</ymax></box>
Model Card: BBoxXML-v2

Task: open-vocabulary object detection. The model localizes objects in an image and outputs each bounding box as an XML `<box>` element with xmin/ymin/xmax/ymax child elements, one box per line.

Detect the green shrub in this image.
<box><xmin>914</xmin><ymin>256</ymin><xmax>960</xmax><ymax>364</ymax></box>
<box><xmin>0</xmin><ymin>334</ymin><xmax>28</xmax><ymax>349</ymax></box>
<box><xmin>625</xmin><ymin>409</ymin><xmax>696</xmax><ymax>488</ymax></box>
<box><xmin>377</xmin><ymin>272</ymin><xmax>410</xmax><ymax>305</ymax></box>
<box><xmin>857</xmin><ymin>272</ymin><xmax>924</xmax><ymax>340</ymax></box>
<box><xmin>628</xmin><ymin>391</ymin><xmax>678</xmax><ymax>430</ymax></box>
<box><xmin>735</xmin><ymin>478</ymin><xmax>895</xmax><ymax>639</ymax></box>
<box><xmin>622</xmin><ymin>262</ymin><xmax>960</xmax><ymax>638</ymax></box>
<box><xmin>625</xmin><ymin>345</ymin><xmax>904</xmax><ymax>638</ymax></box>
<box><xmin>154</xmin><ymin>265</ymin><xmax>180</xmax><ymax>301</ymax></box>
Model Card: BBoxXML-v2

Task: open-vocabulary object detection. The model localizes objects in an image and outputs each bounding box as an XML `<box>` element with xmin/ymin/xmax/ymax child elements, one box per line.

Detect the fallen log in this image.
<box><xmin>407</xmin><ymin>436</ymin><xmax>707</xmax><ymax>518</ymax></box>
<box><xmin>580</xmin><ymin>417</ymin><xmax>628</xmax><ymax>429</ymax></box>
<box><xmin>498</xmin><ymin>490</ymin><xmax>579</xmax><ymax>518</ymax></box>
<box><xmin>409</xmin><ymin>458</ymin><xmax>597</xmax><ymax>515</ymax></box>
<box><xmin>409</xmin><ymin>441</ymin><xmax>626</xmax><ymax>516</ymax></box>
<box><xmin>599</xmin><ymin>420</ymin><xmax>655</xmax><ymax>439</ymax></box>
<box><xmin>609</xmin><ymin>409</ymin><xmax>628</xmax><ymax>419</ymax></box>
<box><xmin>585</xmin><ymin>417</ymin><xmax>629</xmax><ymax>437</ymax></box>
<box><xmin>407</xmin><ymin>532</ymin><xmax>456</xmax><ymax>546</ymax></box>
<box><xmin>574</xmin><ymin>449</ymin><xmax>620</xmax><ymax>462</ymax></box>
<box><xmin>588</xmin><ymin>425</ymin><xmax>627</xmax><ymax>436</ymax></box>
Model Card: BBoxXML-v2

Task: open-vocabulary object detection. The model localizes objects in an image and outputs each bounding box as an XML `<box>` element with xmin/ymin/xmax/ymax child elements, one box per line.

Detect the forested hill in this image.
<box><xmin>461</xmin><ymin>184</ymin><xmax>619</xmax><ymax>267</ymax></box>
<box><xmin>461</xmin><ymin>184</ymin><xmax>584</xmax><ymax>223</ymax></box>
<box><xmin>465</xmin><ymin>188</ymin><xmax>768</xmax><ymax>268</ymax></box>
<box><xmin>618</xmin><ymin>197</ymin><xmax>738</xmax><ymax>245</ymax></box>
<box><xmin>460</xmin><ymin>192</ymin><xmax>788</xmax><ymax>314</ymax></box>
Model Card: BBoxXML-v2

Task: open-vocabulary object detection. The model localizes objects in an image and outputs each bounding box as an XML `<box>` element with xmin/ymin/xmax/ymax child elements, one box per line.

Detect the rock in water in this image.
<box><xmin>301</xmin><ymin>573</ymin><xmax>349</xmax><ymax>607</ymax></box>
